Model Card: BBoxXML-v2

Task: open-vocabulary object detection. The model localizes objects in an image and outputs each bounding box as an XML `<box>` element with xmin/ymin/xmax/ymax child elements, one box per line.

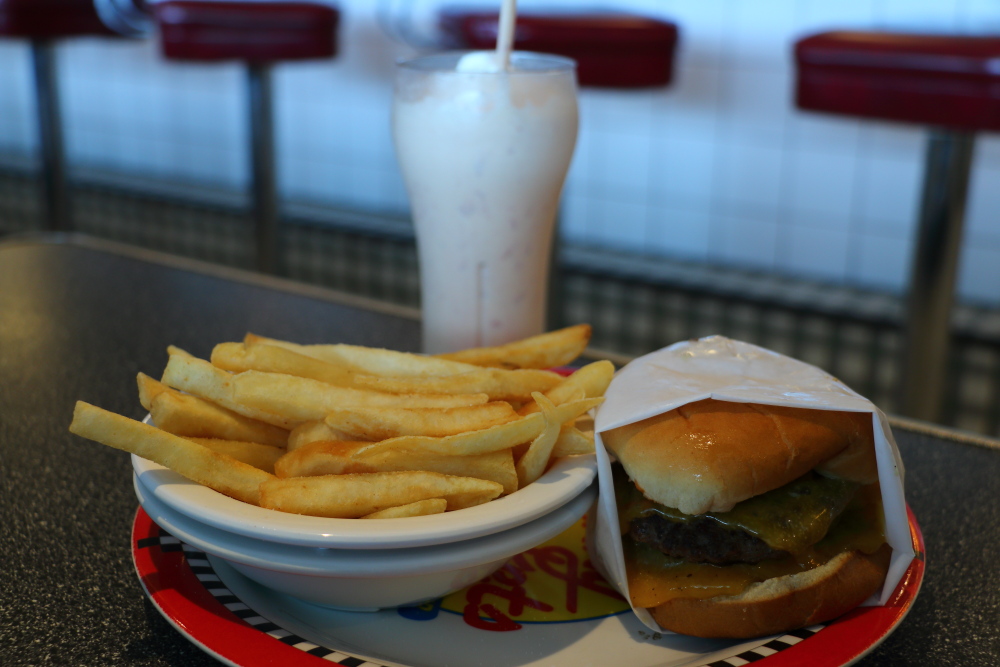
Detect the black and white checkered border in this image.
<box><xmin>697</xmin><ymin>624</ymin><xmax>827</xmax><ymax>667</ymax></box>
<box><xmin>138</xmin><ymin>533</ymin><xmax>389</xmax><ymax>667</ymax></box>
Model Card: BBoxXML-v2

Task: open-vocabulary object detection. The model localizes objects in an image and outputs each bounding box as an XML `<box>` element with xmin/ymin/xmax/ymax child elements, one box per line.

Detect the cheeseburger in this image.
<box><xmin>602</xmin><ymin>398</ymin><xmax>891</xmax><ymax>639</ymax></box>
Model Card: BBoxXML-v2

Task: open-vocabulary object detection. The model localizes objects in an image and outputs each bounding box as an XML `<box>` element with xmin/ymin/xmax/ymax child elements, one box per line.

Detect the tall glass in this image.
<box><xmin>392</xmin><ymin>51</ymin><xmax>578</xmax><ymax>354</ymax></box>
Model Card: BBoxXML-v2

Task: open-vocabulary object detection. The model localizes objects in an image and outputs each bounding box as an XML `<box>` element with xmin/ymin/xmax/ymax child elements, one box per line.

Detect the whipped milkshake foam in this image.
<box><xmin>392</xmin><ymin>51</ymin><xmax>578</xmax><ymax>354</ymax></box>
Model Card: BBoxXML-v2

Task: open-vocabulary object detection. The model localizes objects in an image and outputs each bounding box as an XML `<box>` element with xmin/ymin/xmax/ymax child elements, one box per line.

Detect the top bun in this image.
<box><xmin>601</xmin><ymin>399</ymin><xmax>877</xmax><ymax>515</ymax></box>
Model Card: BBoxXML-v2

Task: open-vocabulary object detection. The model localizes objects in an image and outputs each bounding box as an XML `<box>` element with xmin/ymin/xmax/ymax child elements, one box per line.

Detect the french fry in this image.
<box><xmin>362</xmin><ymin>499</ymin><xmax>448</xmax><ymax>519</ymax></box>
<box><xmin>323</xmin><ymin>402</ymin><xmax>518</xmax><ymax>440</ymax></box>
<box><xmin>167</xmin><ymin>345</ymin><xmax>195</xmax><ymax>359</ymax></box>
<box><xmin>515</xmin><ymin>413</ymin><xmax>595</xmax><ymax>460</ymax></box>
<box><xmin>519</xmin><ymin>360</ymin><xmax>616</xmax><ymax>415</ymax></box>
<box><xmin>516</xmin><ymin>394</ymin><xmax>562</xmax><ymax>486</ymax></box>
<box><xmin>69</xmin><ymin>401</ymin><xmax>273</xmax><ymax>505</ymax></box>
<box><xmin>161</xmin><ymin>351</ymin><xmax>298</xmax><ymax>430</ymax></box>
<box><xmin>275</xmin><ymin>440</ymin><xmax>518</xmax><ymax>495</ymax></box>
<box><xmin>434</xmin><ymin>324</ymin><xmax>591</xmax><ymax>369</ymax></box>
<box><xmin>232</xmin><ymin>370</ymin><xmax>490</xmax><ymax>423</ymax></box>
<box><xmin>137</xmin><ymin>372</ymin><xmax>170</xmax><ymax>411</ymax></box>
<box><xmin>258</xmin><ymin>471</ymin><xmax>503</xmax><ymax>517</ymax></box>
<box><xmin>145</xmin><ymin>380</ymin><xmax>289</xmax><ymax>448</ymax></box>
<box><xmin>352</xmin><ymin>367</ymin><xmax>563</xmax><ymax>402</ymax></box>
<box><xmin>212</xmin><ymin>341</ymin><xmax>361</xmax><ymax>388</ymax></box>
<box><xmin>287</xmin><ymin>420</ymin><xmax>352</xmax><ymax>452</ymax></box>
<box><xmin>352</xmin><ymin>396</ymin><xmax>603</xmax><ymax>458</ymax></box>
<box><xmin>245</xmin><ymin>333</ymin><xmax>480</xmax><ymax>377</ymax></box>
<box><xmin>551</xmin><ymin>423</ymin><xmax>596</xmax><ymax>457</ymax></box>
<box><xmin>186</xmin><ymin>437</ymin><xmax>284</xmax><ymax>474</ymax></box>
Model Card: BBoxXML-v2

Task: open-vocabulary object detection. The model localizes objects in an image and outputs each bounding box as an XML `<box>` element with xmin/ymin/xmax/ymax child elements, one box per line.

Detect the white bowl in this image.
<box><xmin>134</xmin><ymin>471</ymin><xmax>597</xmax><ymax>611</ymax></box>
<box><xmin>132</xmin><ymin>449</ymin><xmax>597</xmax><ymax>549</ymax></box>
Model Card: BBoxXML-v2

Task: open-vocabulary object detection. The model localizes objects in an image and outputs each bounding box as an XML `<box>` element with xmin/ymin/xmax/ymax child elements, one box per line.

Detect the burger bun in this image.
<box><xmin>648</xmin><ymin>545</ymin><xmax>892</xmax><ymax>639</ymax></box>
<box><xmin>602</xmin><ymin>399</ymin><xmax>878</xmax><ymax>515</ymax></box>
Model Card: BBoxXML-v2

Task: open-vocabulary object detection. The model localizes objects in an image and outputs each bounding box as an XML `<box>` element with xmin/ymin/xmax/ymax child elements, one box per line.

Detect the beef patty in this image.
<box><xmin>629</xmin><ymin>514</ymin><xmax>788</xmax><ymax>565</ymax></box>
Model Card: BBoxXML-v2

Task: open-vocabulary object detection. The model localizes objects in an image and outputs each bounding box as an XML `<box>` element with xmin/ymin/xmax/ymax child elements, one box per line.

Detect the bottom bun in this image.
<box><xmin>649</xmin><ymin>545</ymin><xmax>893</xmax><ymax>639</ymax></box>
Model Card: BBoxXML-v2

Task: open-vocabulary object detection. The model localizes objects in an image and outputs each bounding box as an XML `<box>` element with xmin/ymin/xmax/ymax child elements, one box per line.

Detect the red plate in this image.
<box><xmin>132</xmin><ymin>504</ymin><xmax>924</xmax><ymax>667</ymax></box>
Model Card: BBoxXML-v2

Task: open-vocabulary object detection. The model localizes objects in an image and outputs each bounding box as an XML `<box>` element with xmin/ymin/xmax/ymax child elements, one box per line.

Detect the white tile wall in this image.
<box><xmin>1</xmin><ymin>0</ymin><xmax>999</xmax><ymax>306</ymax></box>
<box><xmin>646</xmin><ymin>205</ymin><xmax>713</xmax><ymax>261</ymax></box>
<box><xmin>853</xmin><ymin>231</ymin><xmax>912</xmax><ymax>289</ymax></box>
<box><xmin>715</xmin><ymin>213</ymin><xmax>781</xmax><ymax>270</ymax></box>
<box><xmin>0</xmin><ymin>42</ymin><xmax>36</xmax><ymax>154</ymax></box>
<box><xmin>785</xmin><ymin>149</ymin><xmax>859</xmax><ymax>228</ymax></box>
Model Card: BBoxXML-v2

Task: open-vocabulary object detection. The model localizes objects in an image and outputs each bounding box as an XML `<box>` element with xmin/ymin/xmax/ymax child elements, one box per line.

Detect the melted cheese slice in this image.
<box><xmin>615</xmin><ymin>466</ymin><xmax>887</xmax><ymax>608</ymax></box>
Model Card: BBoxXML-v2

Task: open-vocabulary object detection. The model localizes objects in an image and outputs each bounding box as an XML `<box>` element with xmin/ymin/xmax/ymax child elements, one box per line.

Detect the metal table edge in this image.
<box><xmin>886</xmin><ymin>414</ymin><xmax>1000</xmax><ymax>451</ymax></box>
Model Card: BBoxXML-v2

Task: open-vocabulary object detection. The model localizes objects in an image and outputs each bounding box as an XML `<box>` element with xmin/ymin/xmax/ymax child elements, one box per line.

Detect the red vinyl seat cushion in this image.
<box><xmin>0</xmin><ymin>0</ymin><xmax>114</xmax><ymax>38</ymax></box>
<box><xmin>155</xmin><ymin>1</ymin><xmax>339</xmax><ymax>63</ymax></box>
<box><xmin>795</xmin><ymin>31</ymin><xmax>1000</xmax><ymax>131</ymax></box>
<box><xmin>438</xmin><ymin>9</ymin><xmax>678</xmax><ymax>88</ymax></box>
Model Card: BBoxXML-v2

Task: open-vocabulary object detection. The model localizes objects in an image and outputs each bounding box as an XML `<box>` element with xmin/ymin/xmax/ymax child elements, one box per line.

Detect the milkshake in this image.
<box><xmin>392</xmin><ymin>51</ymin><xmax>578</xmax><ymax>354</ymax></box>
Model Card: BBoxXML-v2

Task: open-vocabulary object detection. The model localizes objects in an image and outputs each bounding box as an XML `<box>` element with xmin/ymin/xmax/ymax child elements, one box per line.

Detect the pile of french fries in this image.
<box><xmin>69</xmin><ymin>325</ymin><xmax>614</xmax><ymax>520</ymax></box>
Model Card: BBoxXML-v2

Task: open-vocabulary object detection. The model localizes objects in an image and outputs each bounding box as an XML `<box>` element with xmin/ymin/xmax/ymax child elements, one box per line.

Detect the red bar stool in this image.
<box><xmin>795</xmin><ymin>32</ymin><xmax>1000</xmax><ymax>421</ymax></box>
<box><xmin>0</xmin><ymin>0</ymin><xmax>147</xmax><ymax>231</ymax></box>
<box><xmin>154</xmin><ymin>1</ymin><xmax>339</xmax><ymax>274</ymax></box>
<box><xmin>438</xmin><ymin>9</ymin><xmax>678</xmax><ymax>88</ymax></box>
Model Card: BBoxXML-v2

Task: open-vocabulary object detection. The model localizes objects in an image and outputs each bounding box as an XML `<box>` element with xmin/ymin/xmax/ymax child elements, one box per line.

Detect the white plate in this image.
<box><xmin>135</xmin><ymin>416</ymin><xmax>597</xmax><ymax>549</ymax></box>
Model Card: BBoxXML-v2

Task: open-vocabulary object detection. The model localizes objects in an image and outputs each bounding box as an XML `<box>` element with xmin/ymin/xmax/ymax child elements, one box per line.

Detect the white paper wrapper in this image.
<box><xmin>588</xmin><ymin>335</ymin><xmax>914</xmax><ymax>633</ymax></box>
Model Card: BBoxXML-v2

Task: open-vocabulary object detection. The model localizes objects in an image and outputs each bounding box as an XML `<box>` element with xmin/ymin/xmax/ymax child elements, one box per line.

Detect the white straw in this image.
<box><xmin>496</xmin><ymin>0</ymin><xmax>517</xmax><ymax>71</ymax></box>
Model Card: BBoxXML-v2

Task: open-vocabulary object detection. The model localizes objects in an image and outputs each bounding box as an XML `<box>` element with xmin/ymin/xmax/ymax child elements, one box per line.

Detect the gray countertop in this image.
<box><xmin>2</xmin><ymin>235</ymin><xmax>997</xmax><ymax>666</ymax></box>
